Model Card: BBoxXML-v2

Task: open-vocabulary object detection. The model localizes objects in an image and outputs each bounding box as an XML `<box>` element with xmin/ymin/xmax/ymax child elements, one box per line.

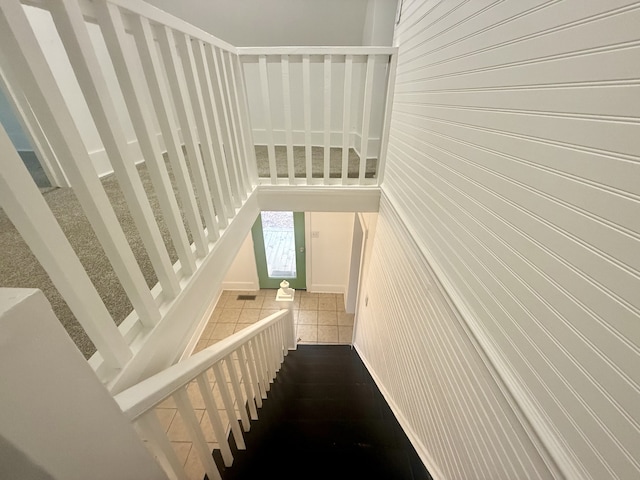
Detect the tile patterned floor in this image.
<box><xmin>151</xmin><ymin>289</ymin><xmax>355</xmax><ymax>479</ymax></box>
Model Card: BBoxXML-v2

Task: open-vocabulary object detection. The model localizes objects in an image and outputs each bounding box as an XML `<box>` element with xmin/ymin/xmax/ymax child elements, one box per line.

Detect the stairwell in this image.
<box><xmin>213</xmin><ymin>345</ymin><xmax>432</xmax><ymax>480</ymax></box>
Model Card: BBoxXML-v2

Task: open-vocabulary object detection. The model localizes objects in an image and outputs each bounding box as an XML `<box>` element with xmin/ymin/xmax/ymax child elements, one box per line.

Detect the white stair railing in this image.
<box><xmin>0</xmin><ymin>0</ymin><xmax>256</xmax><ymax>381</ymax></box>
<box><xmin>114</xmin><ymin>308</ymin><xmax>295</xmax><ymax>480</ymax></box>
<box><xmin>238</xmin><ymin>46</ymin><xmax>398</xmax><ymax>186</ymax></box>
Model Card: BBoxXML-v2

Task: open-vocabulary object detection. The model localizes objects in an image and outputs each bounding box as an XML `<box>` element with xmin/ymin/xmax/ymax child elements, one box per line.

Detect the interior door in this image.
<box><xmin>251</xmin><ymin>211</ymin><xmax>306</xmax><ymax>289</ymax></box>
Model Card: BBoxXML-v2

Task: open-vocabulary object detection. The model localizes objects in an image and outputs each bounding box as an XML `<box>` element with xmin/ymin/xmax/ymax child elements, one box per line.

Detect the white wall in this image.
<box><xmin>143</xmin><ymin>0</ymin><xmax>370</xmax><ymax>47</ymax></box>
<box><xmin>0</xmin><ymin>289</ymin><xmax>165</xmax><ymax>480</ymax></box>
<box><xmin>362</xmin><ymin>0</ymin><xmax>398</xmax><ymax>46</ymax></box>
<box><xmin>307</xmin><ymin>212</ymin><xmax>354</xmax><ymax>295</ymax></box>
<box><xmin>358</xmin><ymin>1</ymin><xmax>640</xmax><ymax>479</ymax></box>
<box><xmin>222</xmin><ymin>232</ymin><xmax>259</xmax><ymax>291</ymax></box>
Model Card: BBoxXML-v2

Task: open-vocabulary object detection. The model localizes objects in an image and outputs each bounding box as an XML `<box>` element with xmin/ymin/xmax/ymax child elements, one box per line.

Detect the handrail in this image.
<box><xmin>237</xmin><ymin>46</ymin><xmax>398</xmax><ymax>55</ymax></box>
<box><xmin>115</xmin><ymin>309</ymin><xmax>289</xmax><ymax>420</ymax></box>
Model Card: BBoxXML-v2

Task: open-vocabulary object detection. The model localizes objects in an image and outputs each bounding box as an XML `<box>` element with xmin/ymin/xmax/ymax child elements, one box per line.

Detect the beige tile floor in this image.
<box><xmin>149</xmin><ymin>289</ymin><xmax>355</xmax><ymax>479</ymax></box>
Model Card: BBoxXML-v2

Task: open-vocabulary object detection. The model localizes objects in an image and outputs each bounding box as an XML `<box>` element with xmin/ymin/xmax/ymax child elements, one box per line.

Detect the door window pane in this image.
<box><xmin>261</xmin><ymin>211</ymin><xmax>296</xmax><ymax>278</ymax></box>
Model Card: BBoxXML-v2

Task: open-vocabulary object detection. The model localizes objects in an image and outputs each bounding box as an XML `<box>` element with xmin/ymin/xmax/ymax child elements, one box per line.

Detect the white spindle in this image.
<box><xmin>376</xmin><ymin>52</ymin><xmax>398</xmax><ymax>185</ymax></box>
<box><xmin>130</xmin><ymin>16</ymin><xmax>208</xmax><ymax>257</ymax></box>
<box><xmin>236</xmin><ymin>345</ymin><xmax>259</xmax><ymax>419</ymax></box>
<box><xmin>0</xmin><ymin>0</ymin><xmax>160</xmax><ymax>328</ymax></box>
<box><xmin>323</xmin><ymin>55</ymin><xmax>332</xmax><ymax>182</ymax></box>
<box><xmin>265</xmin><ymin>329</ymin><xmax>277</xmax><ymax>381</ymax></box>
<box><xmin>136</xmin><ymin>411</ymin><xmax>188</xmax><ymax>480</ymax></box>
<box><xmin>95</xmin><ymin>0</ymin><xmax>196</xmax><ymax>277</ymax></box>
<box><xmin>258</xmin><ymin>54</ymin><xmax>277</xmax><ymax>184</ymax></box>
<box><xmin>256</xmin><ymin>333</ymin><xmax>272</xmax><ymax>391</ymax></box>
<box><xmin>191</xmin><ymin>40</ymin><xmax>235</xmax><ymax>221</ymax></box>
<box><xmin>220</xmin><ymin>51</ymin><xmax>250</xmax><ymax>196</ymax></box>
<box><xmin>51</xmin><ymin>0</ymin><xmax>181</xmax><ymax>299</ymax></box>
<box><xmin>0</xmin><ymin>67</ymin><xmax>68</xmax><ymax>188</ymax></box>
<box><xmin>281</xmin><ymin>55</ymin><xmax>295</xmax><ymax>184</ymax></box>
<box><xmin>212</xmin><ymin>363</ymin><xmax>246</xmax><ymax>449</ymax></box>
<box><xmin>175</xmin><ymin>33</ymin><xmax>227</xmax><ymax>234</ymax></box>
<box><xmin>302</xmin><ymin>54</ymin><xmax>312</xmax><ymax>183</ymax></box>
<box><xmin>196</xmin><ymin>373</ymin><xmax>233</xmax><ymax>467</ymax></box>
<box><xmin>342</xmin><ymin>54</ymin><xmax>353</xmax><ymax>183</ymax></box>
<box><xmin>156</xmin><ymin>25</ymin><xmax>220</xmax><ymax>242</ymax></box>
<box><xmin>209</xmin><ymin>46</ymin><xmax>243</xmax><ymax>203</ymax></box>
<box><xmin>173</xmin><ymin>388</ymin><xmax>222</xmax><ymax>480</ymax></box>
<box><xmin>359</xmin><ymin>55</ymin><xmax>375</xmax><ymax>184</ymax></box>
<box><xmin>225</xmin><ymin>355</ymin><xmax>251</xmax><ymax>431</ymax></box>
<box><xmin>0</xmin><ymin>125</ymin><xmax>131</xmax><ymax>368</ymax></box>
<box><xmin>232</xmin><ymin>55</ymin><xmax>259</xmax><ymax>185</ymax></box>
<box><xmin>248</xmin><ymin>339</ymin><xmax>267</xmax><ymax>400</ymax></box>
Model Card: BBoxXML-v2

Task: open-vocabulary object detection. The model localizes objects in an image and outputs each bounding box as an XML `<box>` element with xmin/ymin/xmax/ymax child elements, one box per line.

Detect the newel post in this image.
<box><xmin>276</xmin><ymin>280</ymin><xmax>297</xmax><ymax>350</ymax></box>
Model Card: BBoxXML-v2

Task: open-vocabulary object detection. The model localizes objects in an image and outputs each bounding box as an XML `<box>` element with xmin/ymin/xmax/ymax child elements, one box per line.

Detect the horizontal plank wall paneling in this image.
<box><xmin>355</xmin><ymin>196</ymin><xmax>558</xmax><ymax>480</ymax></box>
<box><xmin>364</xmin><ymin>0</ymin><xmax>640</xmax><ymax>479</ymax></box>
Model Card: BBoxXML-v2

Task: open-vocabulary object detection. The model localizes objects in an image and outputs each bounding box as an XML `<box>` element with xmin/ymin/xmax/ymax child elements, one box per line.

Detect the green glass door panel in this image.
<box><xmin>252</xmin><ymin>212</ymin><xmax>306</xmax><ymax>290</ymax></box>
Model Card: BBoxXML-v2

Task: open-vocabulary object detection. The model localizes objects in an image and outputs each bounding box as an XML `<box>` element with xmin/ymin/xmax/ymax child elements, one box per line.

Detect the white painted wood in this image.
<box><xmin>372</xmin><ymin>1</ymin><xmax>640</xmax><ymax>478</ymax></box>
<box><xmin>238</xmin><ymin>46</ymin><xmax>397</xmax><ymax>55</ymax></box>
<box><xmin>224</xmin><ymin>355</ymin><xmax>251</xmax><ymax>431</ymax></box>
<box><xmin>323</xmin><ymin>55</ymin><xmax>332</xmax><ymax>182</ymax></box>
<box><xmin>281</xmin><ymin>55</ymin><xmax>295</xmax><ymax>184</ymax></box>
<box><xmin>196</xmin><ymin>372</ymin><xmax>233</xmax><ymax>467</ymax></box>
<box><xmin>105</xmin><ymin>0</ymin><xmax>236</xmax><ymax>53</ymax></box>
<box><xmin>173</xmin><ymin>388</ymin><xmax>222</xmax><ymax>480</ymax></box>
<box><xmin>0</xmin><ymin>289</ymin><xmax>165</xmax><ymax>480</ymax></box>
<box><xmin>156</xmin><ymin>25</ymin><xmax>220</xmax><ymax>242</ymax></box>
<box><xmin>212</xmin><ymin>363</ymin><xmax>246</xmax><ymax>450</ymax></box>
<box><xmin>257</xmin><ymin>332</ymin><xmax>273</xmax><ymax>389</ymax></box>
<box><xmin>209</xmin><ymin>47</ymin><xmax>243</xmax><ymax>204</ymax></box>
<box><xmin>0</xmin><ymin>127</ymin><xmax>131</xmax><ymax>368</ymax></box>
<box><xmin>232</xmin><ymin>53</ymin><xmax>259</xmax><ymax>185</ymax></box>
<box><xmin>95</xmin><ymin>0</ymin><xmax>196</xmax><ymax>276</ymax></box>
<box><xmin>0</xmin><ymin>0</ymin><xmax>161</xmax><ymax>329</ymax></box>
<box><xmin>302</xmin><ymin>54</ymin><xmax>312</xmax><ymax>183</ymax></box>
<box><xmin>226</xmin><ymin>52</ymin><xmax>255</xmax><ymax>194</ymax></box>
<box><xmin>191</xmin><ymin>39</ymin><xmax>235</xmax><ymax>222</ymax></box>
<box><xmin>107</xmin><ymin>191</ymin><xmax>262</xmax><ymax>392</ymax></box>
<box><xmin>51</xmin><ymin>0</ymin><xmax>181</xmax><ymax>299</ymax></box>
<box><xmin>130</xmin><ymin>15</ymin><xmax>208</xmax><ymax>258</ymax></box>
<box><xmin>0</xmin><ymin>64</ymin><xmax>68</xmax><ymax>188</ymax></box>
<box><xmin>359</xmin><ymin>55</ymin><xmax>375</xmax><ymax>184</ymax></box>
<box><xmin>257</xmin><ymin>185</ymin><xmax>380</xmax><ymax>212</ymax></box>
<box><xmin>376</xmin><ymin>52</ymin><xmax>397</xmax><ymax>186</ymax></box>
<box><xmin>248</xmin><ymin>338</ymin><xmax>268</xmax><ymax>400</ymax></box>
<box><xmin>137</xmin><ymin>410</ymin><xmax>187</xmax><ymax>480</ymax></box>
<box><xmin>219</xmin><ymin>50</ymin><xmax>249</xmax><ymax>198</ymax></box>
<box><xmin>341</xmin><ymin>55</ymin><xmax>353</xmax><ymax>184</ymax></box>
<box><xmin>114</xmin><ymin>308</ymin><xmax>289</xmax><ymax>415</ymax></box>
<box><xmin>236</xmin><ymin>346</ymin><xmax>259</xmax><ymax>420</ymax></box>
<box><xmin>174</xmin><ymin>32</ymin><xmax>227</xmax><ymax>234</ymax></box>
<box><xmin>258</xmin><ymin>54</ymin><xmax>277</xmax><ymax>184</ymax></box>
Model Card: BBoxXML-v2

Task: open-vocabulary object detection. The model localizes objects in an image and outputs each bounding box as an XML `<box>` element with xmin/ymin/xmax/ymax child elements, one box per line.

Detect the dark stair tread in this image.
<box><xmin>210</xmin><ymin>345</ymin><xmax>430</xmax><ymax>480</ymax></box>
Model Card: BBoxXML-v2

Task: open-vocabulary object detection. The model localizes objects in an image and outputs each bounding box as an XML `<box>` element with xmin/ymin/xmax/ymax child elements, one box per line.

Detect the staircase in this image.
<box><xmin>214</xmin><ymin>345</ymin><xmax>432</xmax><ymax>480</ymax></box>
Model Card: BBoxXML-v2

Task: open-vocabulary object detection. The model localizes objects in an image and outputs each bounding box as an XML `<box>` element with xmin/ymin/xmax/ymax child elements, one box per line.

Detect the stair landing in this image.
<box><xmin>213</xmin><ymin>345</ymin><xmax>432</xmax><ymax>480</ymax></box>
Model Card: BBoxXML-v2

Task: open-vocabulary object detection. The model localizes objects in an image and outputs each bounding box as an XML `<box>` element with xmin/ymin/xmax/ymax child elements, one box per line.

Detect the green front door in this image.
<box><xmin>251</xmin><ymin>211</ymin><xmax>306</xmax><ymax>289</ymax></box>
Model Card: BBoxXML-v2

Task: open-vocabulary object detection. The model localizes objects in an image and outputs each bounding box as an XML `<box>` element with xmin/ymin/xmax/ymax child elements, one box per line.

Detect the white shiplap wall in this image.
<box><xmin>355</xmin><ymin>1</ymin><xmax>640</xmax><ymax>479</ymax></box>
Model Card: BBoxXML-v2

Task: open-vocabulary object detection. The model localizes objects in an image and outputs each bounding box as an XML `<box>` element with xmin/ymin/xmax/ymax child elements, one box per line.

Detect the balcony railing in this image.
<box><xmin>0</xmin><ymin>0</ymin><xmax>396</xmax><ymax>385</ymax></box>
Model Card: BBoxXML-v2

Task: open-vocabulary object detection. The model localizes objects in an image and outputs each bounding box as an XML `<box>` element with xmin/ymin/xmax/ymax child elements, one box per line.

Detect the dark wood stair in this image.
<box><xmin>212</xmin><ymin>345</ymin><xmax>432</xmax><ymax>480</ymax></box>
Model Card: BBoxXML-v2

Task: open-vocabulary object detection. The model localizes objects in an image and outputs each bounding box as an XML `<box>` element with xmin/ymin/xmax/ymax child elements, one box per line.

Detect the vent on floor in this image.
<box><xmin>237</xmin><ymin>295</ymin><xmax>257</xmax><ymax>301</ymax></box>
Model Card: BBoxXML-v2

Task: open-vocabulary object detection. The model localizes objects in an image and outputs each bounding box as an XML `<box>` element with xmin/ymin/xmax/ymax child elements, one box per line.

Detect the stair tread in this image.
<box><xmin>211</xmin><ymin>345</ymin><xmax>431</xmax><ymax>480</ymax></box>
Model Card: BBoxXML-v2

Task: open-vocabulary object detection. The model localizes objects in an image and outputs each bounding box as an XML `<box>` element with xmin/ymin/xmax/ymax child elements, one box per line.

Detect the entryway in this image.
<box><xmin>251</xmin><ymin>211</ymin><xmax>306</xmax><ymax>290</ymax></box>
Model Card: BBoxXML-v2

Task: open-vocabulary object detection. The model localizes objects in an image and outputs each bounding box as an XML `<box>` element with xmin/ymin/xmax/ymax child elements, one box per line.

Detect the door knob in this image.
<box><xmin>299</xmin><ymin>247</ymin><xmax>305</xmax><ymax>253</ymax></box>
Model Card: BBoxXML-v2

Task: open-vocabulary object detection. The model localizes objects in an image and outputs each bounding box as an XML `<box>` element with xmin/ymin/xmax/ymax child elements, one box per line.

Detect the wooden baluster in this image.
<box><xmin>258</xmin><ymin>54</ymin><xmax>277</xmax><ymax>184</ymax></box>
<box><xmin>359</xmin><ymin>55</ymin><xmax>375</xmax><ymax>184</ymax></box>
<box><xmin>212</xmin><ymin>362</ymin><xmax>246</xmax><ymax>449</ymax></box>
<box><xmin>237</xmin><ymin>345</ymin><xmax>259</xmax><ymax>419</ymax></box>
<box><xmin>196</xmin><ymin>372</ymin><xmax>234</xmax><ymax>467</ymax></box>
<box><xmin>323</xmin><ymin>55</ymin><xmax>332</xmax><ymax>182</ymax></box>
<box><xmin>225</xmin><ymin>354</ymin><xmax>251</xmax><ymax>431</ymax></box>
<box><xmin>136</xmin><ymin>410</ymin><xmax>188</xmax><ymax>480</ymax></box>
<box><xmin>342</xmin><ymin>54</ymin><xmax>353</xmax><ymax>184</ymax></box>
<box><xmin>302</xmin><ymin>54</ymin><xmax>313</xmax><ymax>183</ymax></box>
<box><xmin>281</xmin><ymin>54</ymin><xmax>295</xmax><ymax>184</ymax></box>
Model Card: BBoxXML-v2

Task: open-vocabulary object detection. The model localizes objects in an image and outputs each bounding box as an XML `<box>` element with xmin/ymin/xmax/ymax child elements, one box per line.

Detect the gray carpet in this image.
<box><xmin>0</xmin><ymin>145</ymin><xmax>371</xmax><ymax>360</ymax></box>
<box><xmin>255</xmin><ymin>145</ymin><xmax>377</xmax><ymax>179</ymax></box>
<box><xmin>0</xmin><ymin>161</ymin><xmax>182</xmax><ymax>359</ymax></box>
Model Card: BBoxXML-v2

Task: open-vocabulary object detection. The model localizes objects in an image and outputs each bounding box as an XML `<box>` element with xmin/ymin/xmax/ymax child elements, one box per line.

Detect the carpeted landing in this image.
<box><xmin>212</xmin><ymin>345</ymin><xmax>432</xmax><ymax>480</ymax></box>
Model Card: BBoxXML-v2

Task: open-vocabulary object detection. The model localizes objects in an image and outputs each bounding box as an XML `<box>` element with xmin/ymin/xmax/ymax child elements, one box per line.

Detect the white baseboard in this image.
<box><xmin>221</xmin><ymin>281</ymin><xmax>260</xmax><ymax>291</ymax></box>
<box><xmin>354</xmin><ymin>343</ymin><xmax>447</xmax><ymax>480</ymax></box>
<box><xmin>308</xmin><ymin>284</ymin><xmax>345</xmax><ymax>295</ymax></box>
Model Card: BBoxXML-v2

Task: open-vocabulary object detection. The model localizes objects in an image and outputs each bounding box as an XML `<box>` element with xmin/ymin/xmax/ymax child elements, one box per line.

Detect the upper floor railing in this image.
<box><xmin>0</xmin><ymin>0</ymin><xmax>396</xmax><ymax>385</ymax></box>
